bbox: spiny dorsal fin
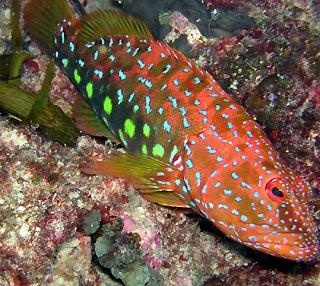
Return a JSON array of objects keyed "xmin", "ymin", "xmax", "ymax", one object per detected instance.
[
  {"xmin": 24, "ymin": 0, "xmax": 74, "ymax": 55},
  {"xmin": 77, "ymin": 9, "xmax": 153, "ymax": 44}
]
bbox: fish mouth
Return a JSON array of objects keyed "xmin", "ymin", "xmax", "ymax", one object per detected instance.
[{"xmin": 240, "ymin": 229, "xmax": 320, "ymax": 261}]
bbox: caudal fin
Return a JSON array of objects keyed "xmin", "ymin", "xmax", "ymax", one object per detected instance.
[{"xmin": 23, "ymin": 0, "xmax": 74, "ymax": 55}]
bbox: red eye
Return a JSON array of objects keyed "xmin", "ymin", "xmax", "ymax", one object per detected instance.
[{"xmin": 265, "ymin": 178, "xmax": 287, "ymax": 202}]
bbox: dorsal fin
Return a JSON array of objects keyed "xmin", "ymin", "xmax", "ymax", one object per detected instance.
[{"xmin": 77, "ymin": 9, "xmax": 153, "ymax": 44}]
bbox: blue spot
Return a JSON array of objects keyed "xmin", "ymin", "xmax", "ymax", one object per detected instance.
[
  {"xmin": 61, "ymin": 31, "xmax": 65, "ymax": 44},
  {"xmin": 216, "ymin": 156, "xmax": 223, "ymax": 162},
  {"xmin": 109, "ymin": 38, "xmax": 113, "ymax": 47},
  {"xmin": 194, "ymin": 77, "xmax": 201, "ymax": 84},
  {"xmin": 248, "ymin": 236, "xmax": 257, "ymax": 242},
  {"xmin": 231, "ymin": 209, "xmax": 239, "ymax": 215},
  {"xmin": 253, "ymin": 191, "xmax": 259, "ymax": 198},
  {"xmin": 118, "ymin": 39, "xmax": 123, "ymax": 45},
  {"xmin": 201, "ymin": 184, "xmax": 208, "ymax": 194},
  {"xmin": 183, "ymin": 117, "xmax": 190, "ymax": 128},
  {"xmin": 231, "ymin": 172, "xmax": 239, "ymax": 179},
  {"xmin": 215, "ymin": 104, "xmax": 221, "ymax": 111},
  {"xmin": 163, "ymin": 120, "xmax": 171, "ymax": 132},
  {"xmin": 163, "ymin": 64, "xmax": 171, "ymax": 74},
  {"xmin": 210, "ymin": 93, "xmax": 218, "ymax": 98},
  {"xmin": 260, "ymin": 199, "xmax": 265, "ymax": 205},
  {"xmin": 147, "ymin": 46, "xmax": 152, "ymax": 52},
  {"xmin": 161, "ymin": 84, "xmax": 167, "ymax": 91},
  {"xmin": 218, "ymin": 204, "xmax": 228, "ymax": 209},
  {"xmin": 109, "ymin": 54, "xmax": 115, "ymax": 62},
  {"xmin": 175, "ymin": 179, "xmax": 181, "ymax": 186},
  {"xmin": 179, "ymin": 107, "xmax": 187, "ymax": 116},
  {"xmin": 147, "ymin": 63, "xmax": 153, "ymax": 70},
  {"xmin": 232, "ymin": 161, "xmax": 238, "ymax": 166},
  {"xmin": 160, "ymin": 53, "xmax": 166, "ymax": 58},
  {"xmin": 267, "ymin": 205, "xmax": 273, "ymax": 211},
  {"xmin": 233, "ymin": 131, "xmax": 238, "ymax": 138},
  {"xmin": 94, "ymin": 69, "xmax": 103, "ymax": 79},
  {"xmin": 190, "ymin": 202, "xmax": 196, "ymax": 208},
  {"xmin": 199, "ymin": 133, "xmax": 206, "ymax": 140},
  {"xmin": 222, "ymin": 113, "xmax": 229, "ymax": 118},
  {"xmin": 158, "ymin": 107, "xmax": 164, "ymax": 115},
  {"xmin": 207, "ymin": 146, "xmax": 216, "ymax": 154},
  {"xmin": 128, "ymin": 92, "xmax": 135, "ymax": 103},
  {"xmin": 194, "ymin": 99, "xmax": 200, "ymax": 106},
  {"xmin": 157, "ymin": 172, "xmax": 164, "ymax": 176},
  {"xmin": 209, "ymin": 202, "xmax": 214, "ymax": 209},
  {"xmin": 235, "ymin": 196, "xmax": 242, "ymax": 202},
  {"xmin": 184, "ymin": 141, "xmax": 191, "ymax": 155},
  {"xmin": 214, "ymin": 181, "xmax": 221, "ymax": 188},
  {"xmin": 145, "ymin": 95, "xmax": 152, "ymax": 114},
  {"xmin": 168, "ymin": 96, "xmax": 178, "ymax": 109},
  {"xmin": 241, "ymin": 155, "xmax": 246, "ymax": 160},
  {"xmin": 184, "ymin": 90, "xmax": 192, "ymax": 97},
  {"xmin": 54, "ymin": 51, "xmax": 59, "ymax": 58},
  {"xmin": 210, "ymin": 125, "xmax": 216, "ymax": 131},
  {"xmin": 94, "ymin": 50, "xmax": 99, "ymax": 60},
  {"xmin": 199, "ymin": 110, "xmax": 207, "ymax": 116},
  {"xmin": 187, "ymin": 61, "xmax": 193, "ymax": 68},
  {"xmin": 117, "ymin": 89, "xmax": 123, "ymax": 104},
  {"xmin": 210, "ymin": 170, "xmax": 217, "ymax": 178},
  {"xmin": 257, "ymin": 213, "xmax": 264, "ymax": 218},
  {"xmin": 186, "ymin": 159, "xmax": 194, "ymax": 169},
  {"xmin": 195, "ymin": 171, "xmax": 201, "ymax": 187},
  {"xmin": 182, "ymin": 186, "xmax": 188, "ymax": 193},
  {"xmin": 70, "ymin": 42, "xmax": 75, "ymax": 52},
  {"xmin": 229, "ymin": 104, "xmax": 236, "ymax": 110},
  {"xmin": 224, "ymin": 189, "xmax": 232, "ymax": 195},
  {"xmin": 132, "ymin": 48, "xmax": 140, "ymax": 56},
  {"xmin": 241, "ymin": 181, "xmax": 252, "ymax": 190},
  {"xmin": 109, "ymin": 69, "xmax": 114, "ymax": 75},
  {"xmin": 137, "ymin": 59, "xmax": 145, "ymax": 69},
  {"xmin": 173, "ymin": 79, "xmax": 179, "ymax": 86},
  {"xmin": 145, "ymin": 80, "xmax": 153, "ymax": 89},
  {"xmin": 183, "ymin": 68, "xmax": 189, "ymax": 72},
  {"xmin": 118, "ymin": 70, "xmax": 126, "ymax": 80},
  {"xmin": 247, "ymin": 130, "xmax": 253, "ymax": 138},
  {"xmin": 227, "ymin": 122, "xmax": 233, "ymax": 129},
  {"xmin": 241, "ymin": 215, "xmax": 248, "ymax": 222},
  {"xmin": 235, "ymin": 146, "xmax": 240, "ymax": 152},
  {"xmin": 207, "ymin": 87, "xmax": 213, "ymax": 91}
]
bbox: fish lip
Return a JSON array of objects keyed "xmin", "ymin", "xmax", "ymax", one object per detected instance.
[{"xmin": 239, "ymin": 227, "xmax": 319, "ymax": 261}]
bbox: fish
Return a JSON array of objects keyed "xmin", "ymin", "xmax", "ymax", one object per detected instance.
[{"xmin": 23, "ymin": 0, "xmax": 319, "ymax": 261}]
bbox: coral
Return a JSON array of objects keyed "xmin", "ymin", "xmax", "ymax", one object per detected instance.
[{"xmin": 93, "ymin": 216, "xmax": 163, "ymax": 286}]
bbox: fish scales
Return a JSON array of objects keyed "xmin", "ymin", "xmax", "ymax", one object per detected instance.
[{"xmin": 24, "ymin": 0, "xmax": 319, "ymax": 261}]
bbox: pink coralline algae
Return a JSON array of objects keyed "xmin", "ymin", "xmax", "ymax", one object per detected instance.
[{"xmin": 0, "ymin": 0, "xmax": 319, "ymax": 286}]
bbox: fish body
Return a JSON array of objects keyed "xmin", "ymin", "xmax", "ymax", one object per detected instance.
[{"xmin": 24, "ymin": 0, "xmax": 319, "ymax": 261}]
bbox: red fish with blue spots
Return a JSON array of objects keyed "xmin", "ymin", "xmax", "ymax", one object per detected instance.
[{"xmin": 24, "ymin": 0, "xmax": 319, "ymax": 261}]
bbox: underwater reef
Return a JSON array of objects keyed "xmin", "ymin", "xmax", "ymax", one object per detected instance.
[{"xmin": 0, "ymin": 0, "xmax": 319, "ymax": 285}]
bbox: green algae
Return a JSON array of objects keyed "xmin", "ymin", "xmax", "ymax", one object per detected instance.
[{"xmin": 0, "ymin": 0, "xmax": 79, "ymax": 146}]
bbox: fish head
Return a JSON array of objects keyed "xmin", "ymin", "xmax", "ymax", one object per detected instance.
[{"xmin": 215, "ymin": 163, "xmax": 319, "ymax": 261}]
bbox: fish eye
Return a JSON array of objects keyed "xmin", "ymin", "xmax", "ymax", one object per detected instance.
[{"xmin": 265, "ymin": 178, "xmax": 287, "ymax": 202}]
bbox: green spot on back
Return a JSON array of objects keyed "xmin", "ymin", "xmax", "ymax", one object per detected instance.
[
  {"xmin": 86, "ymin": 82, "xmax": 93, "ymax": 98},
  {"xmin": 143, "ymin": 123, "xmax": 150, "ymax": 138},
  {"xmin": 133, "ymin": 104, "xmax": 139, "ymax": 113},
  {"xmin": 104, "ymin": 96, "xmax": 112, "ymax": 115},
  {"xmin": 170, "ymin": 145, "xmax": 178, "ymax": 162},
  {"xmin": 152, "ymin": 143, "xmax": 165, "ymax": 158},
  {"xmin": 141, "ymin": 144, "xmax": 148, "ymax": 155},
  {"xmin": 62, "ymin": 58, "xmax": 68, "ymax": 67},
  {"xmin": 74, "ymin": 69, "xmax": 81, "ymax": 84},
  {"xmin": 124, "ymin": 118, "xmax": 135, "ymax": 138},
  {"xmin": 118, "ymin": 129, "xmax": 128, "ymax": 147}
]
